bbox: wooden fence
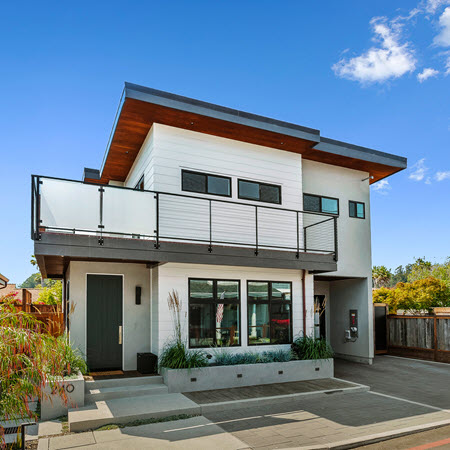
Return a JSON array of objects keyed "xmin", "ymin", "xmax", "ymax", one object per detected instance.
[
  {"xmin": 387, "ymin": 315, "xmax": 450, "ymax": 363},
  {"xmin": 6, "ymin": 288, "xmax": 64, "ymax": 337}
]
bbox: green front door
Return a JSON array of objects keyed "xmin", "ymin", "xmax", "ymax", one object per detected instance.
[{"xmin": 87, "ymin": 274, "xmax": 123, "ymax": 371}]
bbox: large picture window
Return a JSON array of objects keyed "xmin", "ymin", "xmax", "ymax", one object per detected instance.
[
  {"xmin": 189, "ymin": 279, "xmax": 240, "ymax": 348},
  {"xmin": 247, "ymin": 281, "xmax": 292, "ymax": 345},
  {"xmin": 182, "ymin": 170, "xmax": 231, "ymax": 197}
]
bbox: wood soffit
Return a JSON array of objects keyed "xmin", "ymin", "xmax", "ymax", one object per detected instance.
[{"xmin": 85, "ymin": 97, "xmax": 406, "ymax": 185}]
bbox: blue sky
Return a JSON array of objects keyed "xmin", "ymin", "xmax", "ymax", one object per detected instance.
[{"xmin": 1, "ymin": 0, "xmax": 449, "ymax": 283}]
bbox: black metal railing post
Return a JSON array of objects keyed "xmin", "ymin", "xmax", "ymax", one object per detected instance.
[
  {"xmin": 333, "ymin": 216, "xmax": 338, "ymax": 261},
  {"xmin": 98, "ymin": 187, "xmax": 104, "ymax": 245},
  {"xmin": 296, "ymin": 211, "xmax": 300, "ymax": 258},
  {"xmin": 31, "ymin": 176, "xmax": 35, "ymax": 239},
  {"xmin": 154, "ymin": 192, "xmax": 160, "ymax": 249},
  {"xmin": 303, "ymin": 227, "xmax": 307, "ymax": 252},
  {"xmin": 35, "ymin": 176, "xmax": 42, "ymax": 240},
  {"xmin": 208, "ymin": 200, "xmax": 212, "ymax": 252},
  {"xmin": 255, "ymin": 206, "xmax": 258, "ymax": 256}
]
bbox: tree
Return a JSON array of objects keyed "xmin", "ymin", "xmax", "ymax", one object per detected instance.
[
  {"xmin": 372, "ymin": 265, "xmax": 392, "ymax": 288},
  {"xmin": 373, "ymin": 277, "xmax": 450, "ymax": 313}
]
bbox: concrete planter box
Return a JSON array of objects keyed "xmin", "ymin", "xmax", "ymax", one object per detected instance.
[
  {"xmin": 41, "ymin": 372, "xmax": 85, "ymax": 421},
  {"xmin": 162, "ymin": 359, "xmax": 333, "ymax": 393}
]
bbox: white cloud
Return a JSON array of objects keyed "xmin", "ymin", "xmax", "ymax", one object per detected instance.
[
  {"xmin": 434, "ymin": 7, "xmax": 450, "ymax": 46},
  {"xmin": 409, "ymin": 158, "xmax": 429, "ymax": 181},
  {"xmin": 372, "ymin": 179, "xmax": 391, "ymax": 194},
  {"xmin": 417, "ymin": 67, "xmax": 440, "ymax": 81},
  {"xmin": 425, "ymin": 0, "xmax": 450, "ymax": 14},
  {"xmin": 425, "ymin": 177, "xmax": 432, "ymax": 184},
  {"xmin": 332, "ymin": 18, "xmax": 416, "ymax": 84},
  {"xmin": 435, "ymin": 170, "xmax": 450, "ymax": 180}
]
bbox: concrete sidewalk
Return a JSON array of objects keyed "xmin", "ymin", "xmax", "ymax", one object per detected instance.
[{"xmin": 37, "ymin": 416, "xmax": 249, "ymax": 449}]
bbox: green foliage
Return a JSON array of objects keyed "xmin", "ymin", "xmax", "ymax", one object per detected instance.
[
  {"xmin": 159, "ymin": 340, "xmax": 209, "ymax": 369},
  {"xmin": 291, "ymin": 336, "xmax": 334, "ymax": 360},
  {"xmin": 52, "ymin": 335, "xmax": 88, "ymax": 376},
  {"xmin": 37, "ymin": 281, "xmax": 62, "ymax": 305},
  {"xmin": 407, "ymin": 257, "xmax": 450, "ymax": 287},
  {"xmin": 19, "ymin": 272, "xmax": 42, "ymax": 288},
  {"xmin": 372, "ymin": 265, "xmax": 392, "ymax": 288},
  {"xmin": 373, "ymin": 277, "xmax": 450, "ymax": 313},
  {"xmin": 0, "ymin": 294, "xmax": 87, "ymax": 438},
  {"xmin": 213, "ymin": 349, "xmax": 294, "ymax": 366}
]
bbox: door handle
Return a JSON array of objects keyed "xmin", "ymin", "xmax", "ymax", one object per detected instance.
[{"xmin": 119, "ymin": 325, "xmax": 123, "ymax": 345}]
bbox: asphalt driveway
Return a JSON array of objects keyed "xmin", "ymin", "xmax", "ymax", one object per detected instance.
[{"xmin": 335, "ymin": 355, "xmax": 450, "ymax": 410}]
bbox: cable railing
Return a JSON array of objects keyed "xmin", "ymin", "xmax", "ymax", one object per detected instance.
[{"xmin": 31, "ymin": 175, "xmax": 338, "ymax": 260}]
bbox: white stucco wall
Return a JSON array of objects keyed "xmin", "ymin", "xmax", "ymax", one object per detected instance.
[
  {"xmin": 152, "ymin": 263, "xmax": 314, "ymax": 356},
  {"xmin": 67, "ymin": 261, "xmax": 151, "ymax": 371},
  {"xmin": 302, "ymin": 159, "xmax": 372, "ymax": 278}
]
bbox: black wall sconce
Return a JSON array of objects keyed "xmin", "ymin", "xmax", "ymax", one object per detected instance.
[{"xmin": 135, "ymin": 286, "xmax": 142, "ymax": 305}]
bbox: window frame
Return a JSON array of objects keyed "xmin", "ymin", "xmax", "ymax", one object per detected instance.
[
  {"xmin": 349, "ymin": 200, "xmax": 365, "ymax": 219},
  {"xmin": 134, "ymin": 174, "xmax": 145, "ymax": 191},
  {"xmin": 247, "ymin": 280, "xmax": 293, "ymax": 346},
  {"xmin": 303, "ymin": 193, "xmax": 340, "ymax": 215},
  {"xmin": 188, "ymin": 278, "xmax": 241, "ymax": 348},
  {"xmin": 237, "ymin": 179, "xmax": 282, "ymax": 205},
  {"xmin": 181, "ymin": 170, "xmax": 232, "ymax": 198}
]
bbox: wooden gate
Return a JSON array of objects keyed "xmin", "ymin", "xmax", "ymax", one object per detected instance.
[{"xmin": 387, "ymin": 315, "xmax": 450, "ymax": 363}]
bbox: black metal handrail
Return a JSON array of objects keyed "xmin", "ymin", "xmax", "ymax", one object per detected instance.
[{"xmin": 31, "ymin": 174, "xmax": 338, "ymax": 260}]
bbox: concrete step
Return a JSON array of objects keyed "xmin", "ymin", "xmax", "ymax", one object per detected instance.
[
  {"xmin": 84, "ymin": 375, "xmax": 163, "ymax": 390},
  {"xmin": 85, "ymin": 383, "xmax": 169, "ymax": 403},
  {"xmin": 68, "ymin": 393, "xmax": 200, "ymax": 432}
]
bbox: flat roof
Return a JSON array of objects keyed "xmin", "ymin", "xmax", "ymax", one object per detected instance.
[{"xmin": 85, "ymin": 82, "xmax": 407, "ymax": 185}]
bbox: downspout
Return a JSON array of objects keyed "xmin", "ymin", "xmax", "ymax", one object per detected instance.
[{"xmin": 302, "ymin": 269, "xmax": 307, "ymax": 337}]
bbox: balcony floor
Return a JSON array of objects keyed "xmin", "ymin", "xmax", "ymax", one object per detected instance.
[{"xmin": 34, "ymin": 232, "xmax": 337, "ymax": 278}]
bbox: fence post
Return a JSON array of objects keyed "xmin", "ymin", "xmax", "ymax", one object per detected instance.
[{"xmin": 433, "ymin": 316, "xmax": 438, "ymax": 362}]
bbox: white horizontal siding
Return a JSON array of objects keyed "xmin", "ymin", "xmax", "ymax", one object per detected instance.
[{"xmin": 124, "ymin": 124, "xmax": 304, "ymax": 250}]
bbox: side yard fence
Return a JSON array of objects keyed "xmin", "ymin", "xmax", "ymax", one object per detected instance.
[
  {"xmin": 387, "ymin": 315, "xmax": 450, "ymax": 363},
  {"xmin": 11, "ymin": 288, "xmax": 64, "ymax": 337}
]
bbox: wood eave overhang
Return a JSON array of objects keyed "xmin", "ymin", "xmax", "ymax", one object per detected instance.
[{"xmin": 85, "ymin": 83, "xmax": 407, "ymax": 185}]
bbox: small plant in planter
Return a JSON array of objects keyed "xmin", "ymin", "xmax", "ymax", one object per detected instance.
[
  {"xmin": 291, "ymin": 335, "xmax": 334, "ymax": 360},
  {"xmin": 159, "ymin": 290, "xmax": 208, "ymax": 370}
]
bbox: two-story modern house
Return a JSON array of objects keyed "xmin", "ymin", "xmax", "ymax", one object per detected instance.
[{"xmin": 32, "ymin": 83, "xmax": 407, "ymax": 372}]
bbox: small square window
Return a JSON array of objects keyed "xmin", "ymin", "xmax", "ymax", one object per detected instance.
[
  {"xmin": 349, "ymin": 201, "xmax": 365, "ymax": 219},
  {"xmin": 260, "ymin": 184, "xmax": 280, "ymax": 203}
]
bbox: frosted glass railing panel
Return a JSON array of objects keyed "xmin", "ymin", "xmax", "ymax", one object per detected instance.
[
  {"xmin": 159, "ymin": 195, "xmax": 209, "ymax": 242},
  {"xmin": 258, "ymin": 208, "xmax": 297, "ymax": 250},
  {"xmin": 102, "ymin": 187, "xmax": 156, "ymax": 237},
  {"xmin": 40, "ymin": 179, "xmax": 100, "ymax": 232},
  {"xmin": 211, "ymin": 202, "xmax": 255, "ymax": 246}
]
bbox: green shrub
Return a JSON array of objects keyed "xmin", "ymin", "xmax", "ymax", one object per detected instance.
[
  {"xmin": 373, "ymin": 277, "xmax": 450, "ymax": 313},
  {"xmin": 213, "ymin": 349, "xmax": 294, "ymax": 366},
  {"xmin": 159, "ymin": 341, "xmax": 209, "ymax": 370},
  {"xmin": 51, "ymin": 335, "xmax": 88, "ymax": 376},
  {"xmin": 291, "ymin": 336, "xmax": 334, "ymax": 360}
]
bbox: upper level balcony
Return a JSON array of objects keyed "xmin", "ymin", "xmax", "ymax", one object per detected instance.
[{"xmin": 32, "ymin": 176, "xmax": 338, "ymax": 277}]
